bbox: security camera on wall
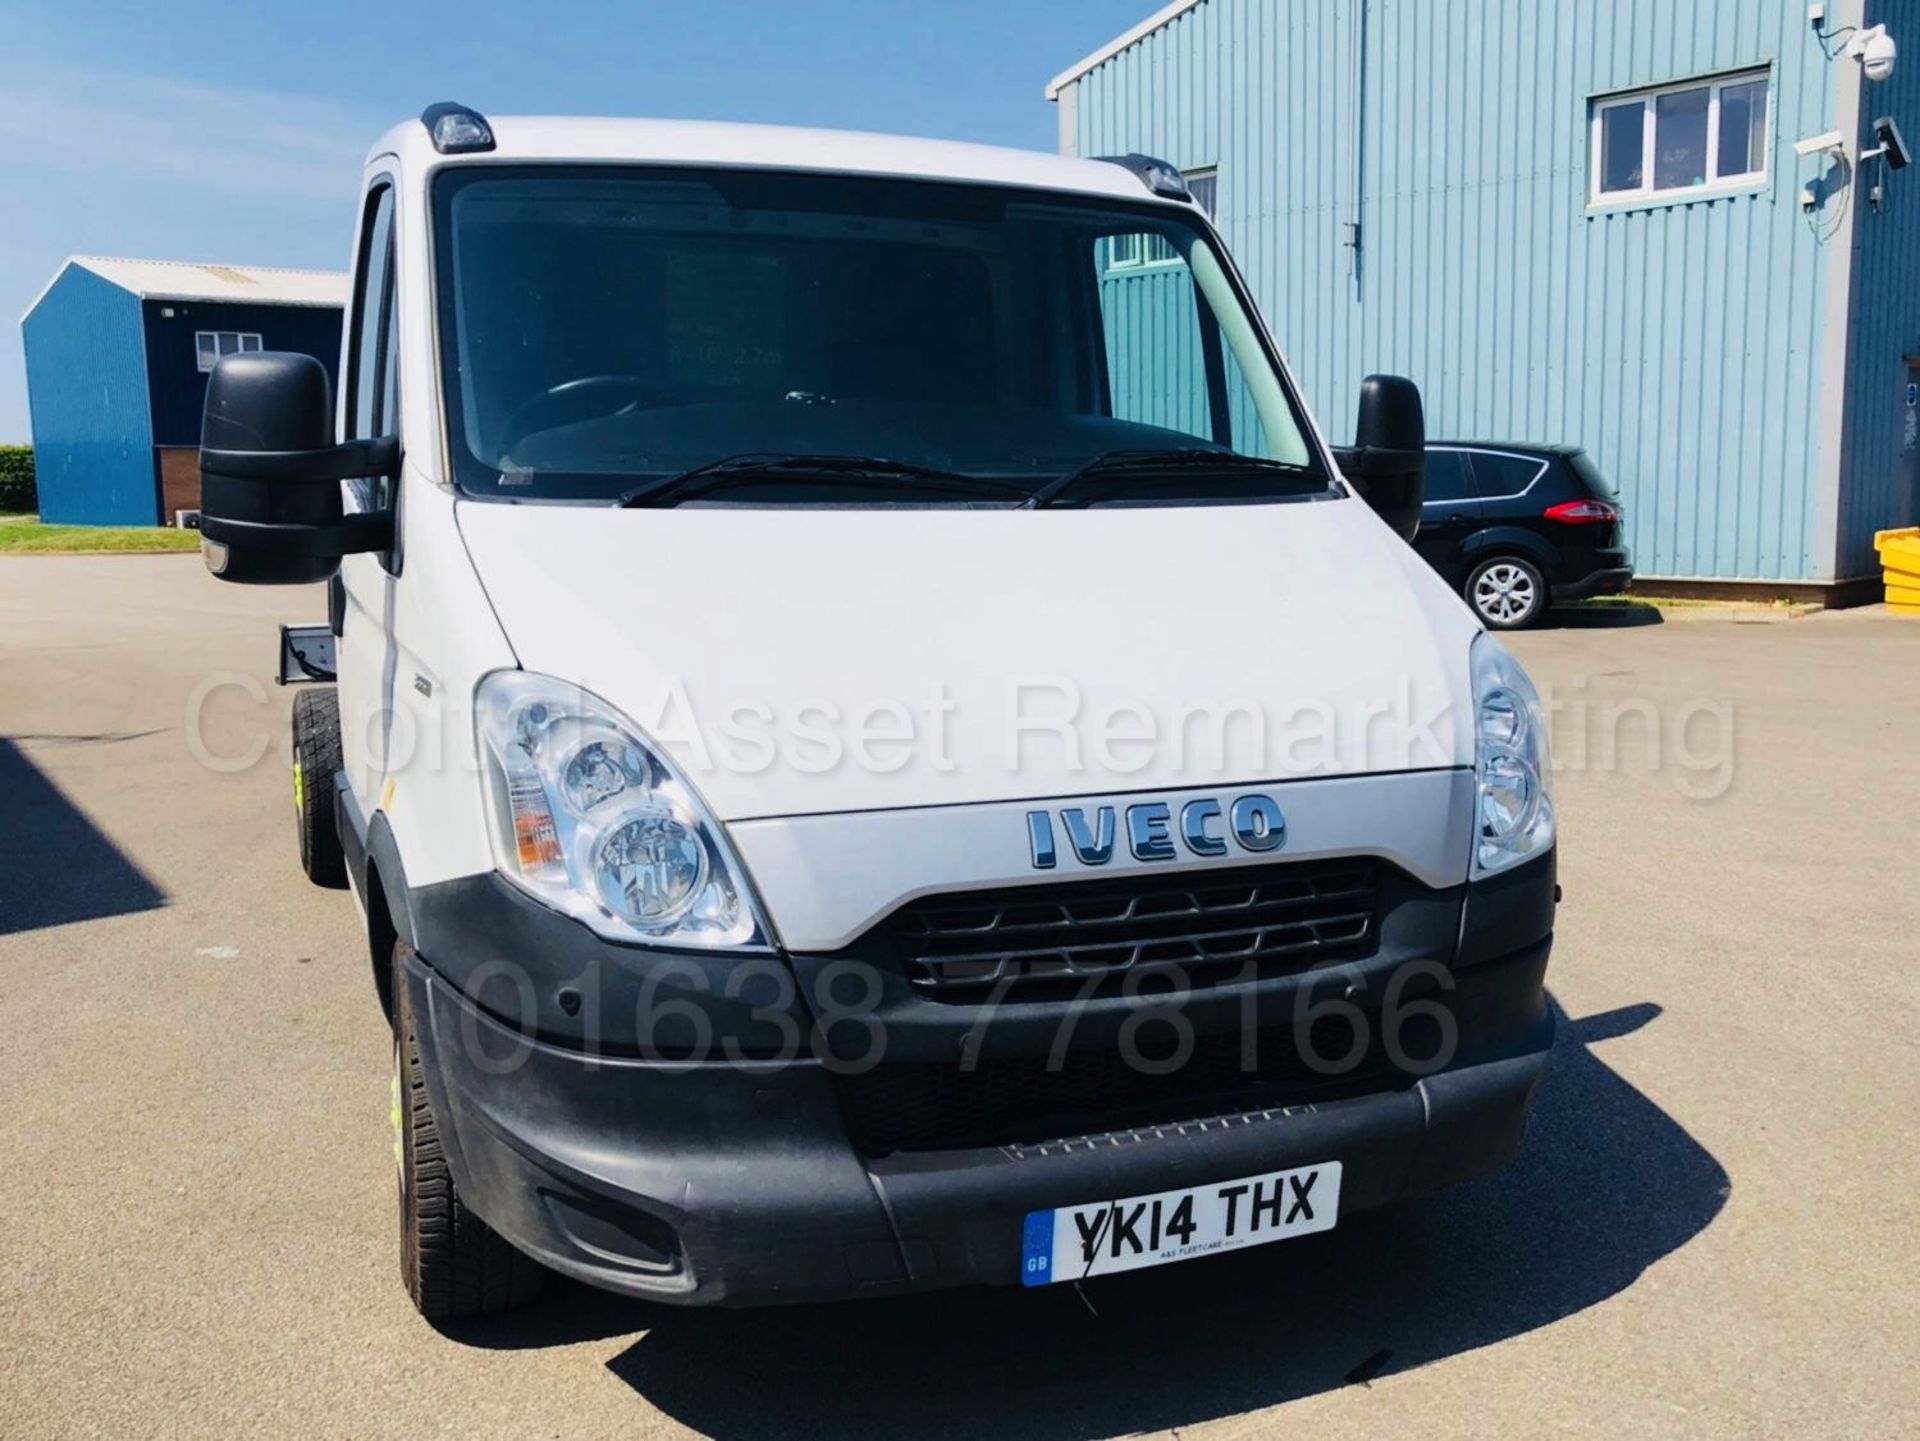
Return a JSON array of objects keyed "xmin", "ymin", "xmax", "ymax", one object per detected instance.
[
  {"xmin": 1850, "ymin": 24, "xmax": 1898, "ymax": 82},
  {"xmin": 1868, "ymin": 116, "xmax": 1910, "ymax": 171}
]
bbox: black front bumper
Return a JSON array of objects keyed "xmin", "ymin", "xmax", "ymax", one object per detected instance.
[{"xmin": 399, "ymin": 853, "xmax": 1556, "ymax": 1307}]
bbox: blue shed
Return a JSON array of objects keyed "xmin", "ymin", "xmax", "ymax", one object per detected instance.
[
  {"xmin": 1048, "ymin": 0, "xmax": 1920, "ymax": 601},
  {"xmin": 20, "ymin": 258, "xmax": 346, "ymax": 526}
]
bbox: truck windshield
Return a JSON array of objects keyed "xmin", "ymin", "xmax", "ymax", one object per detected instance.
[{"xmin": 430, "ymin": 165, "xmax": 1326, "ymax": 505}]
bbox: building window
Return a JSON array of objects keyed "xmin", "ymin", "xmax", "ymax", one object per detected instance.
[
  {"xmin": 1107, "ymin": 165, "xmax": 1217, "ymax": 269},
  {"xmin": 1590, "ymin": 69, "xmax": 1769, "ymax": 207},
  {"xmin": 1106, "ymin": 232, "xmax": 1147, "ymax": 268},
  {"xmin": 1184, "ymin": 166, "xmax": 1218, "ymax": 218},
  {"xmin": 194, "ymin": 331, "xmax": 263, "ymax": 372}
]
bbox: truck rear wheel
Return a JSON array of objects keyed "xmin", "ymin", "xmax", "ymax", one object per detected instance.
[
  {"xmin": 391, "ymin": 943, "xmax": 544, "ymax": 1320},
  {"xmin": 292, "ymin": 688, "xmax": 347, "ymax": 888}
]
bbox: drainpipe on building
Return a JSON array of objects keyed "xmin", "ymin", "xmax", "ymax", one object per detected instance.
[
  {"xmin": 1344, "ymin": 0, "xmax": 1368, "ymax": 292},
  {"xmin": 1813, "ymin": 0, "xmax": 1869, "ymax": 584}
]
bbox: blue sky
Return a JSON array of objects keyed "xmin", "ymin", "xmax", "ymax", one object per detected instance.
[{"xmin": 0, "ymin": 0, "xmax": 1149, "ymax": 442}]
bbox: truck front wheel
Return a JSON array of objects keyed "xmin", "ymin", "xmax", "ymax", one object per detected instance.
[
  {"xmin": 291, "ymin": 688, "xmax": 347, "ymax": 888},
  {"xmin": 391, "ymin": 943, "xmax": 544, "ymax": 1320}
]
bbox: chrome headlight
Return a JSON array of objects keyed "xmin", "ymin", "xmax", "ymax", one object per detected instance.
[
  {"xmin": 475, "ymin": 672, "xmax": 769, "ymax": 948},
  {"xmin": 1470, "ymin": 633, "xmax": 1555, "ymax": 876}
]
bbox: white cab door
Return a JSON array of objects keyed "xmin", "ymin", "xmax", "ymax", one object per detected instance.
[{"xmin": 336, "ymin": 178, "xmax": 401, "ymax": 813}]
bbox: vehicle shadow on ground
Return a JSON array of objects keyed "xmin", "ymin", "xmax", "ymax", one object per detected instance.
[
  {"xmin": 446, "ymin": 998, "xmax": 1724, "ymax": 1439},
  {"xmin": 1544, "ymin": 602, "xmax": 1664, "ymax": 629},
  {"xmin": 0, "ymin": 737, "xmax": 168, "ymax": 935}
]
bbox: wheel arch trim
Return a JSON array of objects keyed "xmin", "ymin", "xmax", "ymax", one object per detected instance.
[
  {"xmin": 1458, "ymin": 527, "xmax": 1558, "ymax": 570},
  {"xmin": 341, "ymin": 783, "xmax": 418, "ymax": 1017}
]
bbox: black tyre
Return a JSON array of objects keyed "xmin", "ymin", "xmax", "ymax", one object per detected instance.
[
  {"xmin": 292, "ymin": 688, "xmax": 347, "ymax": 888},
  {"xmin": 392, "ymin": 943, "xmax": 544, "ymax": 1320},
  {"xmin": 1465, "ymin": 555, "xmax": 1548, "ymax": 630}
]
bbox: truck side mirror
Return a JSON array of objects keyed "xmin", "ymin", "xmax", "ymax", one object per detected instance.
[
  {"xmin": 198, "ymin": 351, "xmax": 397, "ymax": 585},
  {"xmin": 1342, "ymin": 373, "xmax": 1425, "ymax": 543}
]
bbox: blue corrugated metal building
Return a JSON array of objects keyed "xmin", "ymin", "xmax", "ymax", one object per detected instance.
[
  {"xmin": 1049, "ymin": 0, "xmax": 1920, "ymax": 597},
  {"xmin": 20, "ymin": 258, "xmax": 346, "ymax": 526}
]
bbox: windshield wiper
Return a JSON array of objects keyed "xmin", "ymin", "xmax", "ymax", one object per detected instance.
[
  {"xmin": 616, "ymin": 453, "xmax": 1028, "ymax": 508},
  {"xmin": 1019, "ymin": 448, "xmax": 1321, "ymax": 510}
]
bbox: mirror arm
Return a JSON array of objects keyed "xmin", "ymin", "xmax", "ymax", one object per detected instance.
[
  {"xmin": 199, "ymin": 511, "xmax": 395, "ymax": 557},
  {"xmin": 200, "ymin": 435, "xmax": 400, "ymax": 484},
  {"xmin": 1343, "ymin": 444, "xmax": 1424, "ymax": 476}
]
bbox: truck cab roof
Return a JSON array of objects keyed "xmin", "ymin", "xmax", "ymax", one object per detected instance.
[{"xmin": 367, "ymin": 112, "xmax": 1186, "ymax": 206}]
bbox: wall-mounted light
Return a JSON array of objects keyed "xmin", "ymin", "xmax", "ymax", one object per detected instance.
[
  {"xmin": 1794, "ymin": 129, "xmax": 1848, "ymax": 160},
  {"xmin": 1794, "ymin": 130, "xmax": 1847, "ymax": 210}
]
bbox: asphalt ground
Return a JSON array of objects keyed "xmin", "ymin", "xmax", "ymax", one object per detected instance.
[{"xmin": 1, "ymin": 554, "xmax": 1915, "ymax": 1438}]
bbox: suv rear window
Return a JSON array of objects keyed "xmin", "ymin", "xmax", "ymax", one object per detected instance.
[
  {"xmin": 1472, "ymin": 452, "xmax": 1547, "ymax": 498},
  {"xmin": 1568, "ymin": 450, "xmax": 1619, "ymax": 499}
]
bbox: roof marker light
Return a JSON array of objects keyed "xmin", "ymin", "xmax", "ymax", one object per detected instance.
[
  {"xmin": 1096, "ymin": 153, "xmax": 1192, "ymax": 201},
  {"xmin": 421, "ymin": 102, "xmax": 495, "ymax": 155}
]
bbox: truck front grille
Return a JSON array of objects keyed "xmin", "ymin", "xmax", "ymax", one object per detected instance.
[{"xmin": 887, "ymin": 858, "xmax": 1380, "ymax": 1002}]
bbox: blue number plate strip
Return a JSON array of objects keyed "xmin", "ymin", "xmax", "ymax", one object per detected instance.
[{"xmin": 1020, "ymin": 1208, "xmax": 1058, "ymax": 1287}]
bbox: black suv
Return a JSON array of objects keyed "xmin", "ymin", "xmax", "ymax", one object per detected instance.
[{"xmin": 1414, "ymin": 443, "xmax": 1632, "ymax": 628}]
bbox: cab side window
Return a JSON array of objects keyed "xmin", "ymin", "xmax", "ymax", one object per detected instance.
[{"xmin": 345, "ymin": 184, "xmax": 398, "ymax": 516}]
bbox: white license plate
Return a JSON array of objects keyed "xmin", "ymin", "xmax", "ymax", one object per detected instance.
[{"xmin": 1020, "ymin": 1161, "xmax": 1341, "ymax": 1286}]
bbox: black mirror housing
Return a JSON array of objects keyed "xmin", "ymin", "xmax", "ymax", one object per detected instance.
[
  {"xmin": 198, "ymin": 352, "xmax": 396, "ymax": 585},
  {"xmin": 1341, "ymin": 373, "xmax": 1426, "ymax": 543}
]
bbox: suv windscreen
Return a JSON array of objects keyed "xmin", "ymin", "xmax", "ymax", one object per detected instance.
[{"xmin": 430, "ymin": 165, "xmax": 1324, "ymax": 504}]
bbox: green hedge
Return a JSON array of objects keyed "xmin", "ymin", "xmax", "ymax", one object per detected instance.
[{"xmin": 0, "ymin": 447, "xmax": 34, "ymax": 513}]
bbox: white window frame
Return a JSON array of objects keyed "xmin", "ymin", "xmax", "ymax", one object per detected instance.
[
  {"xmin": 1588, "ymin": 67, "xmax": 1772, "ymax": 211},
  {"xmin": 1184, "ymin": 166, "xmax": 1218, "ymax": 218},
  {"xmin": 194, "ymin": 331, "xmax": 264, "ymax": 372},
  {"xmin": 1105, "ymin": 232, "xmax": 1148, "ymax": 270},
  {"xmin": 1105, "ymin": 164, "xmax": 1217, "ymax": 271}
]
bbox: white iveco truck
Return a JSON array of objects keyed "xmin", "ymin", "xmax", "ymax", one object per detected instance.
[{"xmin": 198, "ymin": 104, "xmax": 1558, "ymax": 1318}]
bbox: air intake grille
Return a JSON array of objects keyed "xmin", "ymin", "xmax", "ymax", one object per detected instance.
[
  {"xmin": 835, "ymin": 1008, "xmax": 1420, "ymax": 1155},
  {"xmin": 887, "ymin": 858, "xmax": 1380, "ymax": 1001}
]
